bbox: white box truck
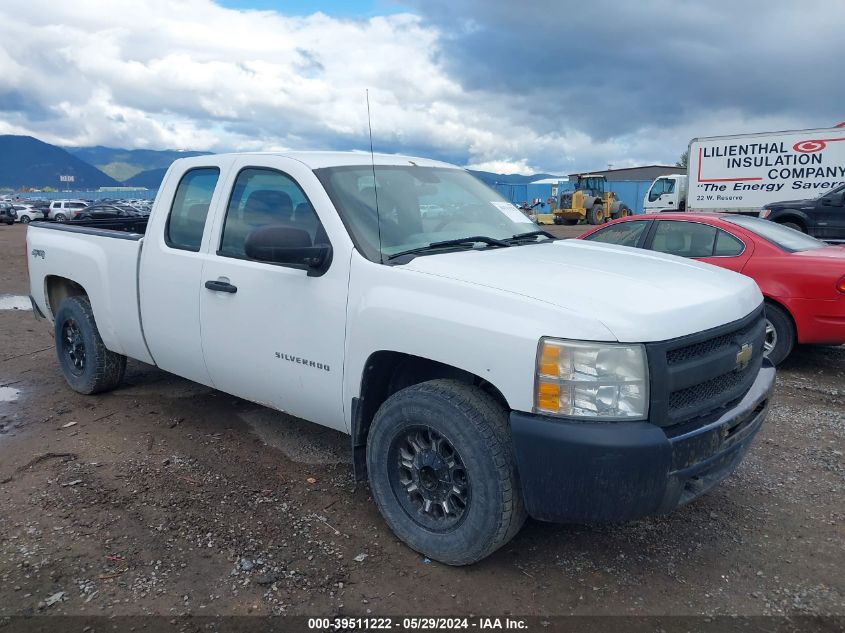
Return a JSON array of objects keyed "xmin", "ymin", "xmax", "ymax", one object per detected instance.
[{"xmin": 643, "ymin": 125, "xmax": 845, "ymax": 219}]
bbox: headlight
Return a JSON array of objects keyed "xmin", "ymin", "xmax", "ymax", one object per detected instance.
[
  {"xmin": 759, "ymin": 209, "xmax": 772, "ymax": 218},
  {"xmin": 535, "ymin": 338, "xmax": 649, "ymax": 420}
]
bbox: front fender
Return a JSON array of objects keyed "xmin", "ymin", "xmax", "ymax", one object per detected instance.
[
  {"xmin": 342, "ymin": 252, "xmax": 615, "ymax": 427},
  {"xmin": 770, "ymin": 207, "xmax": 811, "ymax": 227}
]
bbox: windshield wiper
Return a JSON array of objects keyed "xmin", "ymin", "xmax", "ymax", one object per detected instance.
[
  {"xmin": 386, "ymin": 235, "xmax": 511, "ymax": 261},
  {"xmin": 506, "ymin": 230, "xmax": 556, "ymax": 244}
]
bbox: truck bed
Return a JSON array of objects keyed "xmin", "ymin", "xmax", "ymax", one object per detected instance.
[
  {"xmin": 27, "ymin": 220, "xmax": 154, "ymax": 364},
  {"xmin": 30, "ymin": 216, "xmax": 148, "ymax": 237}
]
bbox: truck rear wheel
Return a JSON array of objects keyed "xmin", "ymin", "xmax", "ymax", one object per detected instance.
[
  {"xmin": 366, "ymin": 379, "xmax": 526, "ymax": 565},
  {"xmin": 587, "ymin": 204, "xmax": 605, "ymax": 225},
  {"xmin": 54, "ymin": 296, "xmax": 126, "ymax": 394}
]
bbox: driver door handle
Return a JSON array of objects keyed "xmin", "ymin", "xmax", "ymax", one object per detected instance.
[{"xmin": 205, "ymin": 280, "xmax": 238, "ymax": 294}]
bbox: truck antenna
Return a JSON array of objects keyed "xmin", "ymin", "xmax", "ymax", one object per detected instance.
[{"xmin": 366, "ymin": 89, "xmax": 384, "ymax": 264}]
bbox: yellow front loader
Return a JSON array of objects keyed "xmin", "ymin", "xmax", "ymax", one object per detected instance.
[{"xmin": 553, "ymin": 175, "xmax": 631, "ymax": 225}]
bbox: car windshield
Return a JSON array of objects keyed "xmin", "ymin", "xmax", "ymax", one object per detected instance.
[
  {"xmin": 724, "ymin": 215, "xmax": 827, "ymax": 252},
  {"xmin": 315, "ymin": 165, "xmax": 538, "ymax": 262}
]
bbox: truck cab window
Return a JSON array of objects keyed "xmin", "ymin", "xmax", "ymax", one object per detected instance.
[
  {"xmin": 648, "ymin": 178, "xmax": 674, "ymax": 202},
  {"xmin": 166, "ymin": 167, "xmax": 220, "ymax": 252},
  {"xmin": 219, "ymin": 168, "xmax": 327, "ymax": 259}
]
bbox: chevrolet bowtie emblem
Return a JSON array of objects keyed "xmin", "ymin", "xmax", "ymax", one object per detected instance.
[{"xmin": 736, "ymin": 343, "xmax": 753, "ymax": 370}]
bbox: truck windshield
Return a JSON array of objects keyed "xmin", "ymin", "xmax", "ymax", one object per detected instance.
[
  {"xmin": 315, "ymin": 165, "xmax": 537, "ymax": 262},
  {"xmin": 724, "ymin": 215, "xmax": 827, "ymax": 252},
  {"xmin": 816, "ymin": 183, "xmax": 845, "ymax": 199}
]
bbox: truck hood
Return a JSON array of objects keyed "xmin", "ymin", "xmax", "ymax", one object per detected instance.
[
  {"xmin": 403, "ymin": 240, "xmax": 762, "ymax": 343},
  {"xmin": 765, "ymin": 198, "xmax": 812, "ymax": 208}
]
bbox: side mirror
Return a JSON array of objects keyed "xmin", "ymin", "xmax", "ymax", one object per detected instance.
[
  {"xmin": 830, "ymin": 192, "xmax": 845, "ymax": 207},
  {"xmin": 244, "ymin": 226, "xmax": 331, "ymax": 276}
]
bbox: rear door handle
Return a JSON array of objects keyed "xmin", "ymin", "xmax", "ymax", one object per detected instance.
[{"xmin": 204, "ymin": 280, "xmax": 237, "ymax": 294}]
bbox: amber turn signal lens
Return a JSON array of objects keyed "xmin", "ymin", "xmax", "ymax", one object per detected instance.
[
  {"xmin": 539, "ymin": 343, "xmax": 561, "ymax": 376},
  {"xmin": 537, "ymin": 381, "xmax": 560, "ymax": 411},
  {"xmin": 837, "ymin": 276, "xmax": 845, "ymax": 293}
]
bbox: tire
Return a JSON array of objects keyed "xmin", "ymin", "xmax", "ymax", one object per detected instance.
[
  {"xmin": 54, "ymin": 213, "xmax": 67, "ymax": 222},
  {"xmin": 586, "ymin": 203, "xmax": 605, "ymax": 225},
  {"xmin": 610, "ymin": 204, "xmax": 630, "ymax": 220},
  {"xmin": 19, "ymin": 215, "xmax": 30, "ymax": 224},
  {"xmin": 367, "ymin": 379, "xmax": 526, "ymax": 566},
  {"xmin": 763, "ymin": 302, "xmax": 795, "ymax": 365},
  {"xmin": 779, "ymin": 220, "xmax": 804, "ymax": 233},
  {"xmin": 54, "ymin": 296, "xmax": 126, "ymax": 394}
]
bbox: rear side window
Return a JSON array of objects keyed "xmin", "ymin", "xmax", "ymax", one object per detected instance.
[
  {"xmin": 713, "ymin": 230, "xmax": 745, "ymax": 256},
  {"xmin": 585, "ymin": 220, "xmax": 649, "ymax": 247},
  {"xmin": 166, "ymin": 168, "xmax": 220, "ymax": 252},
  {"xmin": 219, "ymin": 168, "xmax": 326, "ymax": 259}
]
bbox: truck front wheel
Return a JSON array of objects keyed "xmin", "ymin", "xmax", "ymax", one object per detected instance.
[
  {"xmin": 54, "ymin": 296, "xmax": 126, "ymax": 394},
  {"xmin": 367, "ymin": 379, "xmax": 526, "ymax": 565},
  {"xmin": 779, "ymin": 220, "xmax": 805, "ymax": 233}
]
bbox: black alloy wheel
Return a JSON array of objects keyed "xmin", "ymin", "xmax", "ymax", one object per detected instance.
[
  {"xmin": 389, "ymin": 426, "xmax": 470, "ymax": 531},
  {"xmin": 61, "ymin": 319, "xmax": 86, "ymax": 375}
]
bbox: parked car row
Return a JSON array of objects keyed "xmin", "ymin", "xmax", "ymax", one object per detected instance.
[
  {"xmin": 0, "ymin": 202, "xmax": 16, "ymax": 225},
  {"xmin": 0, "ymin": 197, "xmax": 153, "ymax": 224}
]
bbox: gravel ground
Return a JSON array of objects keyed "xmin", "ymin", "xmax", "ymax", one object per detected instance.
[{"xmin": 0, "ymin": 222, "xmax": 843, "ymax": 619}]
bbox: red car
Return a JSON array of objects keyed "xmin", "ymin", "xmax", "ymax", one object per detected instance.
[{"xmin": 578, "ymin": 213, "xmax": 845, "ymax": 364}]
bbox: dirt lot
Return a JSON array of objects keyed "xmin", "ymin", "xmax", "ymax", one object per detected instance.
[{"xmin": 0, "ymin": 222, "xmax": 843, "ymax": 619}]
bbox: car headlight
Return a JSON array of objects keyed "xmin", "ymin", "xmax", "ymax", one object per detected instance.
[
  {"xmin": 535, "ymin": 338, "xmax": 649, "ymax": 420},
  {"xmin": 759, "ymin": 209, "xmax": 772, "ymax": 219}
]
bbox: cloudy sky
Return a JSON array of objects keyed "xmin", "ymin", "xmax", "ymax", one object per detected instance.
[{"xmin": 0, "ymin": 0, "xmax": 842, "ymax": 174}]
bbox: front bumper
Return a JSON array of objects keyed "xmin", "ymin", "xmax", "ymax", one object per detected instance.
[{"xmin": 510, "ymin": 360, "xmax": 775, "ymax": 523}]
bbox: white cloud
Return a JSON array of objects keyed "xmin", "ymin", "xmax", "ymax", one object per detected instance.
[{"xmin": 1, "ymin": 0, "xmax": 838, "ymax": 174}]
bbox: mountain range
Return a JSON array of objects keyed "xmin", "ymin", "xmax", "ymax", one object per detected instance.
[
  {"xmin": 65, "ymin": 146, "xmax": 211, "ymax": 182},
  {"xmin": 0, "ymin": 136, "xmax": 119, "ymax": 189},
  {"xmin": 0, "ymin": 135, "xmax": 562, "ymax": 190}
]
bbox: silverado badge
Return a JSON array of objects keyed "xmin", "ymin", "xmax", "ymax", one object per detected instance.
[{"xmin": 735, "ymin": 343, "xmax": 753, "ymax": 370}]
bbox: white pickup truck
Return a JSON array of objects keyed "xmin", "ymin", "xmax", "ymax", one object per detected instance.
[{"xmin": 27, "ymin": 152, "xmax": 775, "ymax": 565}]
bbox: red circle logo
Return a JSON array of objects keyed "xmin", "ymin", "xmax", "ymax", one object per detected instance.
[{"xmin": 794, "ymin": 139, "xmax": 826, "ymax": 153}]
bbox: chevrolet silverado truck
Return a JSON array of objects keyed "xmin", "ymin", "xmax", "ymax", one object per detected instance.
[{"xmin": 27, "ymin": 152, "xmax": 775, "ymax": 565}]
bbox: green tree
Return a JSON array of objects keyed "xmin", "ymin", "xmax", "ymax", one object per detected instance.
[{"xmin": 676, "ymin": 150, "xmax": 689, "ymax": 168}]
